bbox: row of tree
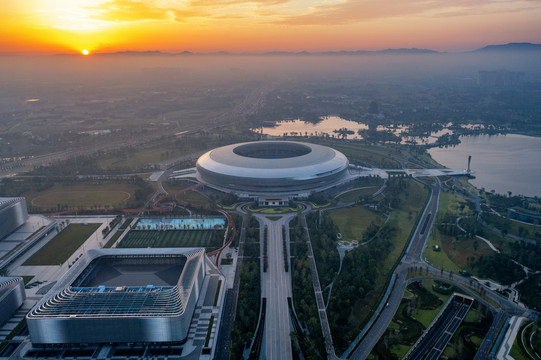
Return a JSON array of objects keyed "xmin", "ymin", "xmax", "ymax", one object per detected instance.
[
  {"xmin": 290, "ymin": 219, "xmax": 326, "ymax": 359},
  {"xmin": 229, "ymin": 219, "xmax": 261, "ymax": 359}
]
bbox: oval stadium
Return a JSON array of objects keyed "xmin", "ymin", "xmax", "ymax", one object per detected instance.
[{"xmin": 196, "ymin": 141, "xmax": 349, "ymax": 194}]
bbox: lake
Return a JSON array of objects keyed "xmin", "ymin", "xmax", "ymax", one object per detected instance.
[
  {"xmin": 428, "ymin": 134, "xmax": 541, "ymax": 197},
  {"xmin": 260, "ymin": 116, "xmax": 368, "ymax": 139},
  {"xmin": 258, "ymin": 117, "xmax": 541, "ymax": 197},
  {"xmin": 259, "ymin": 116, "xmax": 454, "ymax": 144}
]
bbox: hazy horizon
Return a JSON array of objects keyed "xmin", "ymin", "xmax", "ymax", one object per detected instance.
[{"xmin": 2, "ymin": 1, "xmax": 541, "ymax": 55}]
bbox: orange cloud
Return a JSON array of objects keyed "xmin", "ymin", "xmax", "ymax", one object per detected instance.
[
  {"xmin": 275, "ymin": 0, "xmax": 541, "ymax": 25},
  {"xmin": 87, "ymin": 0, "xmax": 172, "ymax": 22},
  {"xmin": 1, "ymin": 0, "xmax": 540, "ymax": 54}
]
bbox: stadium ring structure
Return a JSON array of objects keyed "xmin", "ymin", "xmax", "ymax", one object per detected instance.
[{"xmin": 196, "ymin": 141, "xmax": 349, "ymax": 195}]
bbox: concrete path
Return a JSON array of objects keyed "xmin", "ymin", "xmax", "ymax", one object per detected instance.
[
  {"xmin": 299, "ymin": 213, "xmax": 338, "ymax": 360},
  {"xmin": 495, "ymin": 316, "xmax": 524, "ymax": 360}
]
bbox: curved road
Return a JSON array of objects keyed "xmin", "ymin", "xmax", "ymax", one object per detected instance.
[
  {"xmin": 348, "ymin": 179, "xmax": 536, "ymax": 360},
  {"xmin": 348, "ymin": 180, "xmax": 441, "ymax": 359}
]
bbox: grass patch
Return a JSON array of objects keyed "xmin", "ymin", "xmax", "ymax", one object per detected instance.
[
  {"xmin": 335, "ymin": 187, "xmax": 379, "ymax": 203},
  {"xmin": 309, "ymin": 140, "xmax": 403, "ymax": 168},
  {"xmin": 23, "ymin": 223, "xmax": 100, "ymax": 266},
  {"xmin": 25, "ymin": 183, "xmax": 141, "ymax": 210},
  {"xmin": 323, "ymin": 142, "xmax": 401, "ymax": 169},
  {"xmin": 411, "ymin": 280, "xmax": 451, "ymax": 328},
  {"xmin": 103, "ymin": 231, "xmax": 123, "ymax": 248},
  {"xmin": 329, "ymin": 206, "xmax": 385, "ymax": 241},
  {"xmin": 220, "ymin": 258, "xmax": 233, "ymax": 265},
  {"xmin": 381, "ymin": 180, "xmax": 430, "ymax": 271},
  {"xmin": 438, "ymin": 191, "xmax": 473, "ymax": 216},
  {"xmin": 389, "ymin": 343, "xmax": 412, "ymax": 359},
  {"xmin": 171, "ymin": 190, "xmax": 210, "ymax": 207},
  {"xmin": 424, "ymin": 230, "xmax": 465, "ymax": 273},
  {"xmin": 217, "ymin": 202, "xmax": 242, "ymax": 211},
  {"xmin": 214, "ymin": 280, "xmax": 222, "ymax": 306},
  {"xmin": 21, "ymin": 276, "xmax": 34, "ymax": 285},
  {"xmin": 424, "ymin": 191, "xmax": 493, "ymax": 274},
  {"xmin": 205, "ymin": 316, "xmax": 215, "ymax": 348},
  {"xmin": 307, "ymin": 201, "xmax": 331, "ymax": 209}
]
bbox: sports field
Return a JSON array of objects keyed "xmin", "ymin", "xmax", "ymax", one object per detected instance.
[
  {"xmin": 118, "ymin": 229, "xmax": 224, "ymax": 250},
  {"xmin": 23, "ymin": 223, "xmax": 101, "ymax": 266},
  {"xmin": 27, "ymin": 184, "xmax": 141, "ymax": 210}
]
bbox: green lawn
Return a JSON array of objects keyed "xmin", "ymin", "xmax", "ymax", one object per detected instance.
[
  {"xmin": 411, "ymin": 280, "xmax": 452, "ymax": 328},
  {"xmin": 335, "ymin": 187, "xmax": 379, "ymax": 203},
  {"xmin": 329, "ymin": 206, "xmax": 385, "ymax": 241},
  {"xmin": 24, "ymin": 183, "xmax": 146, "ymax": 210},
  {"xmin": 328, "ymin": 142, "xmax": 401, "ymax": 169},
  {"xmin": 390, "ymin": 344, "xmax": 411, "ymax": 359},
  {"xmin": 23, "ymin": 223, "xmax": 101, "ymax": 266},
  {"xmin": 423, "ymin": 191, "xmax": 493, "ymax": 274},
  {"xmin": 103, "ymin": 231, "xmax": 123, "ymax": 248},
  {"xmin": 174, "ymin": 190, "xmax": 210, "ymax": 206},
  {"xmin": 309, "ymin": 139, "xmax": 404, "ymax": 162},
  {"xmin": 382, "ymin": 180, "xmax": 430, "ymax": 271},
  {"xmin": 424, "ymin": 230, "xmax": 463, "ymax": 273},
  {"xmin": 438, "ymin": 191, "xmax": 473, "ymax": 216}
]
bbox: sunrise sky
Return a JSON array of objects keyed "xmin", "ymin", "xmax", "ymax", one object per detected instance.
[{"xmin": 2, "ymin": 0, "xmax": 541, "ymax": 54}]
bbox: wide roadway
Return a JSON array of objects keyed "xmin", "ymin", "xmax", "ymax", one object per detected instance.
[{"xmin": 258, "ymin": 215, "xmax": 293, "ymax": 360}]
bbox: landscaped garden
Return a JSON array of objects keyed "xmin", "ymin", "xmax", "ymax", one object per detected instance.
[{"xmin": 321, "ymin": 177, "xmax": 430, "ymax": 354}]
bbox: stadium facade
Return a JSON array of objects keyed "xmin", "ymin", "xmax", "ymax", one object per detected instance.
[
  {"xmin": 0, "ymin": 277, "xmax": 26, "ymax": 326},
  {"xmin": 27, "ymin": 248, "xmax": 205, "ymax": 345},
  {"xmin": 0, "ymin": 197, "xmax": 28, "ymax": 240},
  {"xmin": 196, "ymin": 141, "xmax": 349, "ymax": 195}
]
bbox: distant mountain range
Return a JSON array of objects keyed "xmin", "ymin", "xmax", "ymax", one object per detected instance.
[
  {"xmin": 471, "ymin": 42, "xmax": 541, "ymax": 53},
  {"xmin": 73, "ymin": 42, "xmax": 541, "ymax": 56}
]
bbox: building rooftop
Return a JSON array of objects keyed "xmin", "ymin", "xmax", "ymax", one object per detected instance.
[
  {"xmin": 73, "ymin": 255, "xmax": 187, "ymax": 287},
  {"xmin": 27, "ymin": 248, "xmax": 204, "ymax": 320},
  {"xmin": 0, "ymin": 197, "xmax": 25, "ymax": 211}
]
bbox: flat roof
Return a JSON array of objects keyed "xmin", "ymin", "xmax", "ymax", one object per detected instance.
[
  {"xmin": 27, "ymin": 248, "xmax": 205, "ymax": 319},
  {"xmin": 73, "ymin": 255, "xmax": 187, "ymax": 287}
]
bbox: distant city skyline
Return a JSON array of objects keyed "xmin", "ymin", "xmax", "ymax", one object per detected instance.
[{"xmin": 2, "ymin": 0, "xmax": 541, "ymax": 55}]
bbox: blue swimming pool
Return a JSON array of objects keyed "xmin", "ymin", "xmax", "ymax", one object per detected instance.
[{"xmin": 135, "ymin": 217, "xmax": 226, "ymax": 230}]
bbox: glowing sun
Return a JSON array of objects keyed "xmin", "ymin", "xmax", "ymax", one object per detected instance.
[{"xmin": 81, "ymin": 49, "xmax": 89, "ymax": 55}]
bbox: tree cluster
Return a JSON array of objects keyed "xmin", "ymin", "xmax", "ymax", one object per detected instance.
[
  {"xmin": 306, "ymin": 212, "xmax": 340, "ymax": 291},
  {"xmin": 290, "ymin": 220, "xmax": 325, "ymax": 359},
  {"xmin": 471, "ymin": 253, "xmax": 524, "ymax": 285},
  {"xmin": 230, "ymin": 220, "xmax": 261, "ymax": 359},
  {"xmin": 327, "ymin": 234, "xmax": 394, "ymax": 352}
]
